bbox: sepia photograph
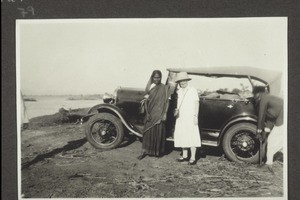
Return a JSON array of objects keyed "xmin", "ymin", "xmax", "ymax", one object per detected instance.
[{"xmin": 17, "ymin": 18, "xmax": 287, "ymax": 199}]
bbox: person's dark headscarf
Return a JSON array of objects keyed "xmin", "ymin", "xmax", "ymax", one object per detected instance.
[
  {"xmin": 145, "ymin": 70, "xmax": 162, "ymax": 93},
  {"xmin": 252, "ymin": 86, "xmax": 268, "ymax": 105},
  {"xmin": 252, "ymin": 86, "xmax": 267, "ymax": 95}
]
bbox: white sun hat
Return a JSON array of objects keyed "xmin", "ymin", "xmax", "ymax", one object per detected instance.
[{"xmin": 175, "ymin": 72, "xmax": 192, "ymax": 83}]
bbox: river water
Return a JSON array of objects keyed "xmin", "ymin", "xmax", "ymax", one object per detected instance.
[{"xmin": 24, "ymin": 96, "xmax": 102, "ymax": 119}]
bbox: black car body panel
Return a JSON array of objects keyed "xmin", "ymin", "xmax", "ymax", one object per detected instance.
[
  {"xmin": 115, "ymin": 88, "xmax": 145, "ymax": 126},
  {"xmin": 199, "ymin": 97, "xmax": 257, "ymax": 145},
  {"xmin": 199, "ymin": 97, "xmax": 256, "ymax": 129}
]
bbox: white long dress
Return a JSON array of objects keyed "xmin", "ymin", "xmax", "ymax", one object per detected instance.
[{"xmin": 174, "ymin": 86, "xmax": 201, "ymax": 148}]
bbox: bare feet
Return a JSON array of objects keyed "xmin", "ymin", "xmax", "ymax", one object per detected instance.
[
  {"xmin": 267, "ymin": 165, "xmax": 274, "ymax": 174},
  {"xmin": 258, "ymin": 164, "xmax": 274, "ymax": 174},
  {"xmin": 137, "ymin": 153, "xmax": 147, "ymax": 160}
]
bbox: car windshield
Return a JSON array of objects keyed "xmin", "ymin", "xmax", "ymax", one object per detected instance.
[{"xmin": 167, "ymin": 71, "xmax": 266, "ymax": 99}]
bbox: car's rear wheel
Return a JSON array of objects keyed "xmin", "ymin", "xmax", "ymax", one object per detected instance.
[
  {"xmin": 222, "ymin": 123, "xmax": 260, "ymax": 163},
  {"xmin": 85, "ymin": 113, "xmax": 124, "ymax": 149}
]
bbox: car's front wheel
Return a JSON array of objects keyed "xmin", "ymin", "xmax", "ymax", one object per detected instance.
[
  {"xmin": 85, "ymin": 113, "xmax": 124, "ymax": 149},
  {"xmin": 222, "ymin": 123, "xmax": 260, "ymax": 163}
]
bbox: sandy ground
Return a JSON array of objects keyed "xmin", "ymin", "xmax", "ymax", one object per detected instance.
[{"xmin": 21, "ymin": 114, "xmax": 284, "ymax": 198}]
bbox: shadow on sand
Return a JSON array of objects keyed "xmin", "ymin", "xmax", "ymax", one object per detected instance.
[
  {"xmin": 164, "ymin": 142, "xmax": 224, "ymax": 161},
  {"xmin": 118, "ymin": 135, "xmax": 138, "ymax": 149},
  {"xmin": 22, "ymin": 138, "xmax": 87, "ymax": 170}
]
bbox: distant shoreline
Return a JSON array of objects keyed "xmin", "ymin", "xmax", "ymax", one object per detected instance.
[
  {"xmin": 24, "ymin": 94, "xmax": 103, "ymax": 101},
  {"xmin": 24, "ymin": 98, "xmax": 37, "ymax": 102},
  {"xmin": 23, "ymin": 96, "xmax": 103, "ymax": 119},
  {"xmin": 67, "ymin": 96, "xmax": 103, "ymax": 101},
  {"xmin": 67, "ymin": 94, "xmax": 103, "ymax": 101}
]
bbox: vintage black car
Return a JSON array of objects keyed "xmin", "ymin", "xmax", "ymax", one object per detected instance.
[{"xmin": 84, "ymin": 67, "xmax": 282, "ymax": 163}]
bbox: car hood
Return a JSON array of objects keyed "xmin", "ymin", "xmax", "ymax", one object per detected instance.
[{"xmin": 167, "ymin": 66, "xmax": 283, "ymax": 97}]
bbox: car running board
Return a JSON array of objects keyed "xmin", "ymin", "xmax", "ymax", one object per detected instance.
[{"xmin": 165, "ymin": 138, "xmax": 218, "ymax": 147}]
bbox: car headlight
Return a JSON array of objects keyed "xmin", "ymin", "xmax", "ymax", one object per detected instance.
[{"xmin": 103, "ymin": 92, "xmax": 115, "ymax": 104}]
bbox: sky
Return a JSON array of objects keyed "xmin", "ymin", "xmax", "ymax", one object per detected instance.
[{"xmin": 17, "ymin": 18, "xmax": 287, "ymax": 95}]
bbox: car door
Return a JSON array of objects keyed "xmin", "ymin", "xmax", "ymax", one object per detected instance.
[{"xmin": 199, "ymin": 97, "xmax": 238, "ymax": 130}]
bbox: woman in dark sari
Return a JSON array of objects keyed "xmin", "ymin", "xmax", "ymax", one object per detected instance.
[{"xmin": 137, "ymin": 70, "xmax": 169, "ymax": 160}]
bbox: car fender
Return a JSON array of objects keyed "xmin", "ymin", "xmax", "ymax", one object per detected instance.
[
  {"xmin": 218, "ymin": 114, "xmax": 257, "ymax": 145},
  {"xmin": 84, "ymin": 103, "xmax": 143, "ymax": 137}
]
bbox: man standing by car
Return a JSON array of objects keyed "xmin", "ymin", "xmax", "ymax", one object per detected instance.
[{"xmin": 253, "ymin": 86, "xmax": 283, "ymax": 172}]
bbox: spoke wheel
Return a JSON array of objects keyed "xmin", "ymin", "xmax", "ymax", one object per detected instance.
[
  {"xmin": 223, "ymin": 123, "xmax": 260, "ymax": 163},
  {"xmin": 85, "ymin": 113, "xmax": 124, "ymax": 149}
]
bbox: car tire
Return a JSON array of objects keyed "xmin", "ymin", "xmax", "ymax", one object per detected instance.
[
  {"xmin": 222, "ymin": 123, "xmax": 260, "ymax": 163},
  {"xmin": 85, "ymin": 113, "xmax": 124, "ymax": 149}
]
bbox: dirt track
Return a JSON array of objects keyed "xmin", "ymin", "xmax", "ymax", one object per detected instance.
[{"xmin": 21, "ymin": 117, "xmax": 284, "ymax": 198}]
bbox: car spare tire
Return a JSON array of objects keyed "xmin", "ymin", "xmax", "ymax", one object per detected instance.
[
  {"xmin": 85, "ymin": 113, "xmax": 124, "ymax": 149},
  {"xmin": 222, "ymin": 123, "xmax": 261, "ymax": 163}
]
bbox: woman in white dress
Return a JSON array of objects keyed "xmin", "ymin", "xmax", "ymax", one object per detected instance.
[{"xmin": 173, "ymin": 72, "xmax": 201, "ymax": 165}]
